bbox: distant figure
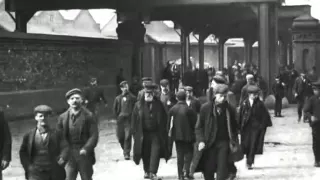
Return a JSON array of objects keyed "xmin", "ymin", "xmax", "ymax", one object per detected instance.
[{"xmin": 272, "ymin": 76, "xmax": 285, "ymax": 117}]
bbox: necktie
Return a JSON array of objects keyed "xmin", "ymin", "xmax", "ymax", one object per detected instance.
[{"xmin": 71, "ymin": 114, "xmax": 76, "ymax": 123}]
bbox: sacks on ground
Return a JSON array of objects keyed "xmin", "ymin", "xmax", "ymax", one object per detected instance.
[{"xmin": 264, "ymin": 95, "xmax": 289, "ymax": 109}]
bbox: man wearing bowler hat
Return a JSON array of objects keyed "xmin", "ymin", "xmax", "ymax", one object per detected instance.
[
  {"xmin": 113, "ymin": 81, "xmax": 136, "ymax": 160},
  {"xmin": 20, "ymin": 105, "xmax": 69, "ymax": 180},
  {"xmin": 57, "ymin": 88, "xmax": 99, "ymax": 180},
  {"xmin": 304, "ymin": 79, "xmax": 320, "ymax": 167},
  {"xmin": 131, "ymin": 84, "xmax": 170, "ymax": 180}
]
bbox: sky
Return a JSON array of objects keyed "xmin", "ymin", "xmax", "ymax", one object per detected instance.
[{"xmin": 55, "ymin": 0, "xmax": 320, "ymax": 28}]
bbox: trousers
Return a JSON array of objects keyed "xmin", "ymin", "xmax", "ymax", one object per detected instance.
[
  {"xmin": 175, "ymin": 141, "xmax": 193, "ymax": 177},
  {"xmin": 203, "ymin": 141, "xmax": 229, "ymax": 180},
  {"xmin": 142, "ymin": 132, "xmax": 161, "ymax": 174},
  {"xmin": 274, "ymin": 96, "xmax": 282, "ymax": 116},
  {"xmin": 65, "ymin": 148, "xmax": 94, "ymax": 180},
  {"xmin": 312, "ymin": 124, "xmax": 320, "ymax": 162},
  {"xmin": 116, "ymin": 115, "xmax": 132, "ymax": 156}
]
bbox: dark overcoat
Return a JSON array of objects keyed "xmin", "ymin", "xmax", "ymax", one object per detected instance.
[
  {"xmin": 83, "ymin": 86, "xmax": 107, "ymax": 112},
  {"xmin": 191, "ymin": 101, "xmax": 239, "ymax": 173},
  {"xmin": 131, "ymin": 98, "xmax": 171, "ymax": 165},
  {"xmin": 0, "ymin": 110, "xmax": 11, "ymax": 162},
  {"xmin": 158, "ymin": 92, "xmax": 177, "ymax": 113},
  {"xmin": 19, "ymin": 128, "xmax": 69, "ymax": 180},
  {"xmin": 56, "ymin": 107, "xmax": 99, "ymax": 164},
  {"xmin": 187, "ymin": 97, "xmax": 201, "ymax": 114},
  {"xmin": 239, "ymin": 98, "xmax": 272, "ymax": 155}
]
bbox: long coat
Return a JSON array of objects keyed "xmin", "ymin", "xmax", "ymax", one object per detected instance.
[
  {"xmin": 191, "ymin": 101, "xmax": 239, "ymax": 173},
  {"xmin": 56, "ymin": 107, "xmax": 99, "ymax": 164},
  {"xmin": 0, "ymin": 110, "xmax": 11, "ymax": 166},
  {"xmin": 19, "ymin": 128, "xmax": 69, "ymax": 180},
  {"xmin": 131, "ymin": 98, "xmax": 171, "ymax": 165},
  {"xmin": 239, "ymin": 98, "xmax": 272, "ymax": 155}
]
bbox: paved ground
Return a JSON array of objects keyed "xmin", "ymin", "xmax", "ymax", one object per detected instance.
[{"xmin": 3, "ymin": 105, "xmax": 320, "ymax": 180}]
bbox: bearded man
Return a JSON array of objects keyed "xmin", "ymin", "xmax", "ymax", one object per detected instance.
[{"xmin": 131, "ymin": 84, "xmax": 170, "ymax": 180}]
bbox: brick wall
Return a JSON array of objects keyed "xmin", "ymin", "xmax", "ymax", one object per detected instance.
[{"xmin": 0, "ymin": 32, "xmax": 133, "ymax": 120}]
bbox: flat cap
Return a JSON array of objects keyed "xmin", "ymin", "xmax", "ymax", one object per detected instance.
[
  {"xmin": 213, "ymin": 75, "xmax": 226, "ymax": 84},
  {"xmin": 246, "ymin": 74, "xmax": 254, "ymax": 80},
  {"xmin": 34, "ymin": 105, "xmax": 52, "ymax": 114},
  {"xmin": 65, "ymin": 88, "xmax": 82, "ymax": 99},
  {"xmin": 184, "ymin": 86, "xmax": 193, "ymax": 91},
  {"xmin": 215, "ymin": 71, "xmax": 224, "ymax": 76},
  {"xmin": 179, "ymin": 86, "xmax": 185, "ymax": 91},
  {"xmin": 176, "ymin": 90, "xmax": 186, "ymax": 100},
  {"xmin": 312, "ymin": 79, "xmax": 320, "ymax": 89},
  {"xmin": 247, "ymin": 85, "xmax": 260, "ymax": 93},
  {"xmin": 160, "ymin": 79, "xmax": 169, "ymax": 86},
  {"xmin": 145, "ymin": 84, "xmax": 156, "ymax": 93},
  {"xmin": 142, "ymin": 77, "xmax": 152, "ymax": 82},
  {"xmin": 119, "ymin": 80, "xmax": 128, "ymax": 87},
  {"xmin": 214, "ymin": 84, "xmax": 229, "ymax": 94}
]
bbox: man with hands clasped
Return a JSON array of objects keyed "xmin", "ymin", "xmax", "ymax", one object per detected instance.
[
  {"xmin": 20, "ymin": 105, "xmax": 69, "ymax": 180},
  {"xmin": 57, "ymin": 88, "xmax": 99, "ymax": 180}
]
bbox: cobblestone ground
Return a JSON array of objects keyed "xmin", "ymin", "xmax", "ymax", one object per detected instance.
[{"xmin": 3, "ymin": 105, "xmax": 320, "ymax": 180}]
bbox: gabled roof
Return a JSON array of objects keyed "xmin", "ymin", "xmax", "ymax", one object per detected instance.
[
  {"xmin": 73, "ymin": 10, "xmax": 100, "ymax": 32},
  {"xmin": 101, "ymin": 14, "xmax": 117, "ymax": 38}
]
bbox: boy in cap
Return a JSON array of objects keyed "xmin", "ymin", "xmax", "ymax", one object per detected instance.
[
  {"xmin": 159, "ymin": 79, "xmax": 177, "ymax": 112},
  {"xmin": 20, "ymin": 105, "xmax": 69, "ymax": 180},
  {"xmin": 304, "ymin": 80, "xmax": 320, "ymax": 167},
  {"xmin": 272, "ymin": 76, "xmax": 285, "ymax": 117},
  {"xmin": 113, "ymin": 81, "xmax": 136, "ymax": 160},
  {"xmin": 168, "ymin": 91, "xmax": 197, "ymax": 180},
  {"xmin": 239, "ymin": 85, "xmax": 272, "ymax": 169},
  {"xmin": 57, "ymin": 88, "xmax": 99, "ymax": 180},
  {"xmin": 131, "ymin": 84, "xmax": 170, "ymax": 180},
  {"xmin": 192, "ymin": 84, "xmax": 239, "ymax": 180}
]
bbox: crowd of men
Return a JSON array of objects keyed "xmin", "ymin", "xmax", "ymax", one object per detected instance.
[{"xmin": 0, "ymin": 64, "xmax": 320, "ymax": 180}]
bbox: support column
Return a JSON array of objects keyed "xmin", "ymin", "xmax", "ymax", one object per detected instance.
[
  {"xmin": 15, "ymin": 11, "xmax": 35, "ymax": 33},
  {"xmin": 288, "ymin": 41, "xmax": 293, "ymax": 66},
  {"xmin": 280, "ymin": 40, "xmax": 288, "ymax": 66},
  {"xmin": 180, "ymin": 27, "xmax": 191, "ymax": 77},
  {"xmin": 258, "ymin": 3, "xmax": 271, "ymax": 90},
  {"xmin": 269, "ymin": 4, "xmax": 279, "ymax": 86},
  {"xmin": 116, "ymin": 20, "xmax": 146, "ymax": 80},
  {"xmin": 218, "ymin": 37, "xmax": 228, "ymax": 70},
  {"xmin": 198, "ymin": 32, "xmax": 209, "ymax": 70},
  {"xmin": 244, "ymin": 38, "xmax": 254, "ymax": 64}
]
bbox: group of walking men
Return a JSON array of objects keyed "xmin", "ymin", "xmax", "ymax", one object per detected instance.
[{"xmin": 113, "ymin": 74, "xmax": 273, "ymax": 180}]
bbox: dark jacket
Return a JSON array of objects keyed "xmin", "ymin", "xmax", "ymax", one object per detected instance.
[
  {"xmin": 239, "ymin": 98, "xmax": 272, "ymax": 155},
  {"xmin": 304, "ymin": 95, "xmax": 320, "ymax": 126},
  {"xmin": 56, "ymin": 107, "xmax": 99, "ymax": 164},
  {"xmin": 293, "ymin": 76, "xmax": 313, "ymax": 100},
  {"xmin": 187, "ymin": 97, "xmax": 201, "ymax": 114},
  {"xmin": 192, "ymin": 101, "xmax": 239, "ymax": 172},
  {"xmin": 0, "ymin": 110, "xmax": 11, "ymax": 162},
  {"xmin": 113, "ymin": 92, "xmax": 136, "ymax": 118},
  {"xmin": 168, "ymin": 101, "xmax": 197, "ymax": 142},
  {"xmin": 19, "ymin": 128, "xmax": 69, "ymax": 180},
  {"xmin": 158, "ymin": 92, "xmax": 177, "ymax": 113},
  {"xmin": 83, "ymin": 86, "xmax": 107, "ymax": 111},
  {"xmin": 272, "ymin": 81, "xmax": 285, "ymax": 98},
  {"xmin": 131, "ymin": 97, "xmax": 171, "ymax": 165}
]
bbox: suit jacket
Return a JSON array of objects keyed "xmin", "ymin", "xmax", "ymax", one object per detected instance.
[
  {"xmin": 0, "ymin": 110, "xmax": 11, "ymax": 163},
  {"xmin": 19, "ymin": 128, "xmax": 68, "ymax": 180},
  {"xmin": 56, "ymin": 107, "xmax": 99, "ymax": 164},
  {"xmin": 113, "ymin": 92, "xmax": 136, "ymax": 118},
  {"xmin": 83, "ymin": 86, "xmax": 107, "ymax": 110}
]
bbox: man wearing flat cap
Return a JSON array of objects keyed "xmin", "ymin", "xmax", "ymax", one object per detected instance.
[
  {"xmin": 272, "ymin": 76, "xmax": 286, "ymax": 117},
  {"xmin": 57, "ymin": 88, "xmax": 99, "ymax": 180},
  {"xmin": 83, "ymin": 77, "xmax": 108, "ymax": 116},
  {"xmin": 131, "ymin": 84, "xmax": 170, "ymax": 180},
  {"xmin": 159, "ymin": 79, "xmax": 177, "ymax": 113},
  {"xmin": 185, "ymin": 86, "xmax": 201, "ymax": 114},
  {"xmin": 20, "ymin": 105, "xmax": 69, "ymax": 180},
  {"xmin": 137, "ymin": 77, "xmax": 153, "ymax": 101},
  {"xmin": 191, "ymin": 84, "xmax": 239, "ymax": 180},
  {"xmin": 239, "ymin": 74, "xmax": 258, "ymax": 105},
  {"xmin": 0, "ymin": 106, "xmax": 11, "ymax": 180},
  {"xmin": 239, "ymin": 85, "xmax": 272, "ymax": 170},
  {"xmin": 168, "ymin": 90, "xmax": 197, "ymax": 180},
  {"xmin": 304, "ymin": 79, "xmax": 320, "ymax": 167},
  {"xmin": 113, "ymin": 81, "xmax": 136, "ymax": 160}
]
